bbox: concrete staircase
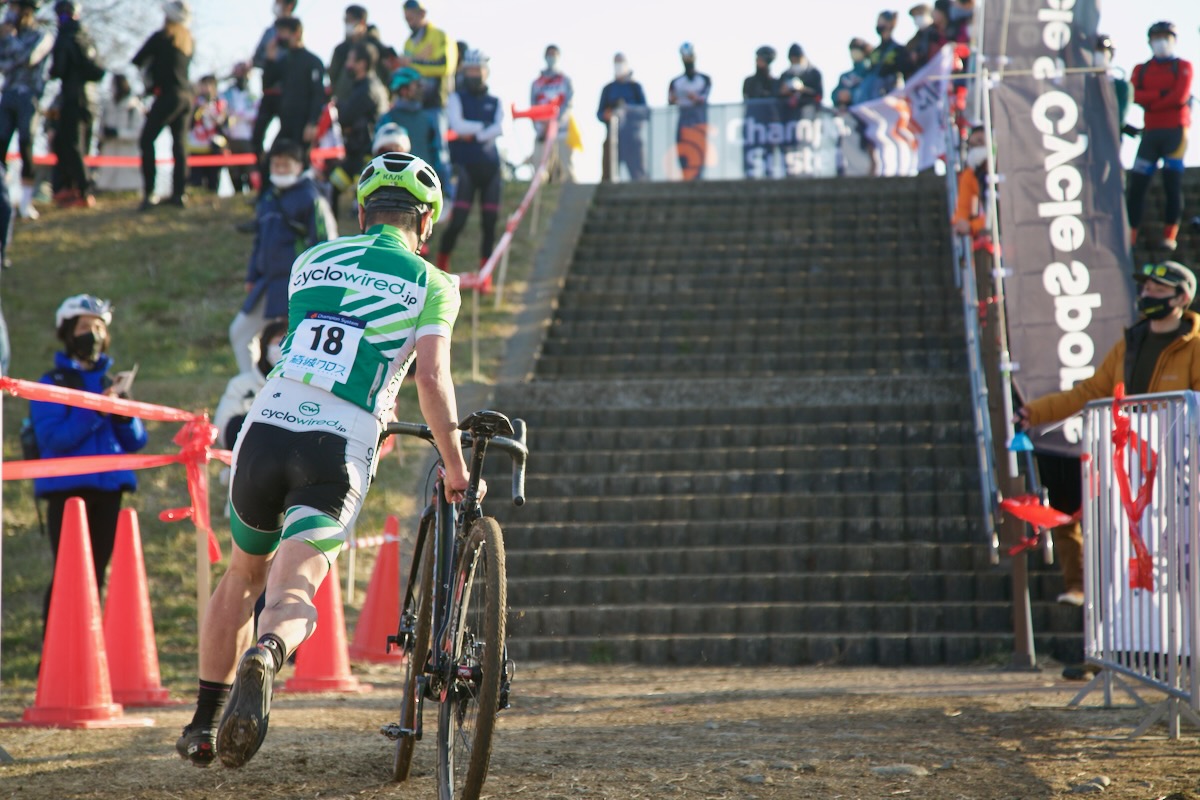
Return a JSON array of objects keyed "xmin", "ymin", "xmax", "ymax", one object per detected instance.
[{"xmin": 487, "ymin": 176, "xmax": 1081, "ymax": 665}]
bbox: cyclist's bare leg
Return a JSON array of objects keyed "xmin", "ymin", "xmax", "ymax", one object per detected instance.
[
  {"xmin": 256, "ymin": 537, "xmax": 334, "ymax": 655},
  {"xmin": 199, "ymin": 544, "xmax": 273, "ymax": 682}
]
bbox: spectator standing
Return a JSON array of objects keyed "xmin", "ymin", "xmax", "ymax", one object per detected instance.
[
  {"xmin": 906, "ymin": 3, "xmax": 937, "ymax": 73},
  {"xmin": 48, "ymin": 0, "xmax": 104, "ymax": 209},
  {"xmin": 597, "ymin": 52, "xmax": 647, "ymax": 182},
  {"xmin": 742, "ymin": 45, "xmax": 780, "ymax": 179},
  {"xmin": 438, "ymin": 48, "xmax": 503, "ymax": 283},
  {"xmin": 835, "ymin": 38, "xmax": 874, "ymax": 107},
  {"xmin": 222, "ymin": 62, "xmax": 258, "ymax": 195},
  {"xmin": 334, "ymin": 40, "xmax": 389, "ymax": 211},
  {"xmin": 250, "ymin": 0, "xmax": 295, "ymax": 174},
  {"xmin": 229, "ymin": 137, "xmax": 335, "ymax": 374},
  {"xmin": 264, "ymin": 17, "xmax": 325, "ymax": 155},
  {"xmin": 530, "ymin": 43, "xmax": 575, "ymax": 182},
  {"xmin": 1096, "ymin": 35, "xmax": 1134, "ymax": 139},
  {"xmin": 1015, "ymin": 260, "xmax": 1200, "ymax": 676},
  {"xmin": 779, "ymin": 43, "xmax": 822, "ymax": 109},
  {"xmin": 951, "ymin": 125, "xmax": 988, "ymax": 241},
  {"xmin": 668, "ymin": 42, "xmax": 710, "ymax": 182},
  {"xmin": 865, "ymin": 10, "xmax": 912, "ymax": 97},
  {"xmin": 132, "ymin": 0, "xmax": 193, "ymax": 210},
  {"xmin": 398, "ymin": 0, "xmax": 456, "ymax": 185},
  {"xmin": 380, "ymin": 67, "xmax": 442, "ymax": 173},
  {"xmin": 96, "ymin": 73, "xmax": 144, "ymax": 192},
  {"xmin": 0, "ymin": 0, "xmax": 54, "ymax": 219},
  {"xmin": 187, "ymin": 75, "xmax": 229, "ymax": 192},
  {"xmin": 1126, "ymin": 21, "xmax": 1192, "ymax": 252},
  {"xmin": 30, "ymin": 294, "xmax": 148, "ymax": 631},
  {"xmin": 328, "ymin": 5, "xmax": 389, "ymax": 102},
  {"xmin": 214, "ymin": 318, "xmax": 288, "ymax": 450}
]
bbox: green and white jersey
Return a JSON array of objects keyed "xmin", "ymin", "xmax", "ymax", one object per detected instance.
[{"xmin": 269, "ymin": 224, "xmax": 460, "ymax": 420}]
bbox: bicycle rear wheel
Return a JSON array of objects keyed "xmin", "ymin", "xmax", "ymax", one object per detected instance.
[
  {"xmin": 392, "ymin": 518, "xmax": 434, "ymax": 782},
  {"xmin": 436, "ymin": 517, "xmax": 507, "ymax": 800}
]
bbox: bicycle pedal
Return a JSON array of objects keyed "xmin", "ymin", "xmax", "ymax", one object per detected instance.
[{"xmin": 380, "ymin": 723, "xmax": 403, "ymax": 740}]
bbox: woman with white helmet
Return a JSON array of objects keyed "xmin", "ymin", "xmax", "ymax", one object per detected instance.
[{"xmin": 28, "ymin": 294, "xmax": 148, "ymax": 632}]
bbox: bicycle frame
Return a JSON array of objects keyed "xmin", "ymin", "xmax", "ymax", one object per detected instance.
[{"xmin": 385, "ymin": 415, "xmax": 527, "ymax": 742}]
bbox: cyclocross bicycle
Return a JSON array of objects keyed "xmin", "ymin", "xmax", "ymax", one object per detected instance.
[{"xmin": 380, "ymin": 409, "xmax": 527, "ymax": 800}]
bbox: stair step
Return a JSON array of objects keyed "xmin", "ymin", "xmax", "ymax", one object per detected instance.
[
  {"xmin": 534, "ymin": 350, "xmax": 967, "ymax": 377},
  {"xmin": 541, "ymin": 332, "xmax": 963, "ymax": 358}
]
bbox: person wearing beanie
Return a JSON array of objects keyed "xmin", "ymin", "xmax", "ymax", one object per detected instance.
[
  {"xmin": 668, "ymin": 42, "xmax": 711, "ymax": 181},
  {"xmin": 132, "ymin": 1, "xmax": 194, "ymax": 209}
]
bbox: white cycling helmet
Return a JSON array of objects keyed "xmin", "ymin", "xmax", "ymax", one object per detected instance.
[
  {"xmin": 56, "ymin": 294, "xmax": 113, "ymax": 329},
  {"xmin": 461, "ymin": 48, "xmax": 489, "ymax": 68},
  {"xmin": 373, "ymin": 122, "xmax": 412, "ymax": 155}
]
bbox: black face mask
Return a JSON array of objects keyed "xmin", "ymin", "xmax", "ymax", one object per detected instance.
[
  {"xmin": 1139, "ymin": 293, "xmax": 1179, "ymax": 320},
  {"xmin": 877, "ymin": 25, "xmax": 890, "ymax": 37},
  {"xmin": 69, "ymin": 332, "xmax": 103, "ymax": 362},
  {"xmin": 462, "ymin": 76, "xmax": 486, "ymax": 94}
]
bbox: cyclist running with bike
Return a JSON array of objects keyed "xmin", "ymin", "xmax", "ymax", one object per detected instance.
[{"xmin": 177, "ymin": 152, "xmax": 479, "ymax": 769}]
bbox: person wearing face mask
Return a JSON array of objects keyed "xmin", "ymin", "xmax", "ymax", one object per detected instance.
[
  {"xmin": 263, "ymin": 17, "xmax": 326, "ymax": 155},
  {"xmin": 835, "ymin": 38, "xmax": 874, "ymax": 108},
  {"xmin": 328, "ymin": 5, "xmax": 390, "ymax": 102},
  {"xmin": 132, "ymin": 0, "xmax": 194, "ymax": 210},
  {"xmin": 865, "ymin": 10, "xmax": 911, "ymax": 97},
  {"xmin": 30, "ymin": 294, "xmax": 149, "ymax": 634},
  {"xmin": 187, "ymin": 75, "xmax": 229, "ymax": 193},
  {"xmin": 952, "ymin": 125, "xmax": 989, "ymax": 242},
  {"xmin": 331, "ymin": 41, "xmax": 389, "ymax": 215},
  {"xmin": 250, "ymin": 0, "xmax": 297, "ymax": 177},
  {"xmin": 597, "ymin": 52, "xmax": 647, "ymax": 182},
  {"xmin": 1126, "ymin": 21, "xmax": 1193, "ymax": 253},
  {"xmin": 222, "ymin": 62, "xmax": 258, "ymax": 196},
  {"xmin": 667, "ymin": 42, "xmax": 711, "ymax": 182},
  {"xmin": 229, "ymin": 138, "xmax": 336, "ymax": 375},
  {"xmin": 741, "ymin": 45, "xmax": 781, "ymax": 179},
  {"xmin": 531, "ymin": 44, "xmax": 576, "ymax": 183},
  {"xmin": 214, "ymin": 318, "xmax": 289, "ymax": 451},
  {"xmin": 397, "ymin": 0, "xmax": 456, "ymax": 188},
  {"xmin": 379, "ymin": 67, "xmax": 444, "ymax": 178},
  {"xmin": 438, "ymin": 48, "xmax": 504, "ymax": 281},
  {"xmin": 48, "ymin": 0, "xmax": 105, "ymax": 209},
  {"xmin": 1015, "ymin": 260, "xmax": 1200, "ymax": 666}
]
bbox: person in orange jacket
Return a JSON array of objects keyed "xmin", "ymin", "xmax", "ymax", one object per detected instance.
[
  {"xmin": 952, "ymin": 125, "xmax": 989, "ymax": 241},
  {"xmin": 1014, "ymin": 260, "xmax": 1200, "ymax": 642}
]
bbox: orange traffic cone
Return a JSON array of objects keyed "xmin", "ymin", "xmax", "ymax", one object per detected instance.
[
  {"xmin": 348, "ymin": 516, "xmax": 403, "ymax": 663},
  {"xmin": 103, "ymin": 509, "xmax": 177, "ymax": 706},
  {"xmin": 284, "ymin": 561, "xmax": 371, "ymax": 693},
  {"xmin": 12, "ymin": 498, "xmax": 154, "ymax": 728}
]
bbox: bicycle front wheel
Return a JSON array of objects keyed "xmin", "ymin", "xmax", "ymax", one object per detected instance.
[
  {"xmin": 393, "ymin": 518, "xmax": 434, "ymax": 782},
  {"xmin": 436, "ymin": 517, "xmax": 507, "ymax": 800}
]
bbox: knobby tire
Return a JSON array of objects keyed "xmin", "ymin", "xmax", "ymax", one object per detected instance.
[
  {"xmin": 436, "ymin": 517, "xmax": 507, "ymax": 800},
  {"xmin": 392, "ymin": 519, "xmax": 434, "ymax": 782}
]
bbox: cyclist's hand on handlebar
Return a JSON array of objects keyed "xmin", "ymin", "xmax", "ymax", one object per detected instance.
[{"xmin": 440, "ymin": 463, "xmax": 486, "ymax": 504}]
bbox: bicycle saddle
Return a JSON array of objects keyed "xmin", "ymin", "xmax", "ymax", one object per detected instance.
[{"xmin": 459, "ymin": 410, "xmax": 514, "ymax": 438}]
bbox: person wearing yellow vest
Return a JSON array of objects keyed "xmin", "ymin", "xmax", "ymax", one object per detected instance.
[{"xmin": 396, "ymin": 0, "xmax": 455, "ymax": 185}]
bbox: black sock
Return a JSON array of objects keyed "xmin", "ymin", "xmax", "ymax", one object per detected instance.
[
  {"xmin": 192, "ymin": 679, "xmax": 231, "ymax": 729},
  {"xmin": 257, "ymin": 633, "xmax": 287, "ymax": 672}
]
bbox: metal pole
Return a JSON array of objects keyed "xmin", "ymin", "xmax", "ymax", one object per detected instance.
[
  {"xmin": 494, "ymin": 249, "xmax": 510, "ymax": 311},
  {"xmin": 608, "ymin": 113, "xmax": 620, "ymax": 183},
  {"xmin": 345, "ymin": 528, "xmax": 356, "ymax": 604},
  {"xmin": 471, "ymin": 285, "xmax": 480, "ymax": 383}
]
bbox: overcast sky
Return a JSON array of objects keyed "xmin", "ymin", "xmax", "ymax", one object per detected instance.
[{"xmin": 140, "ymin": 0, "xmax": 1200, "ymax": 181}]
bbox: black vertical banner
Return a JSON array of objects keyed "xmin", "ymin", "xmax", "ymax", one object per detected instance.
[{"xmin": 985, "ymin": 0, "xmax": 1133, "ymax": 455}]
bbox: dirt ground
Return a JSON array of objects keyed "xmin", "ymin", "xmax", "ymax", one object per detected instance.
[{"xmin": 2, "ymin": 663, "xmax": 1200, "ymax": 800}]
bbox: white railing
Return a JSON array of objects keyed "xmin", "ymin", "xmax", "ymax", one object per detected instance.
[{"xmin": 1073, "ymin": 390, "xmax": 1200, "ymax": 738}]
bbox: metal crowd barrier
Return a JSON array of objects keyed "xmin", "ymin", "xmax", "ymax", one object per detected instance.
[{"xmin": 1073, "ymin": 391, "xmax": 1200, "ymax": 738}]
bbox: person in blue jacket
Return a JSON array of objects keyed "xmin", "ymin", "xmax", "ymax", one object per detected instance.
[
  {"xmin": 31, "ymin": 294, "xmax": 148, "ymax": 628},
  {"xmin": 597, "ymin": 52, "xmax": 647, "ymax": 182},
  {"xmin": 228, "ymin": 137, "xmax": 336, "ymax": 374}
]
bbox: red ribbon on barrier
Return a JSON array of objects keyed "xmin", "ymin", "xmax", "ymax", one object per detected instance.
[
  {"xmin": 1001, "ymin": 494, "xmax": 1074, "ymax": 556},
  {"xmin": 1111, "ymin": 384, "xmax": 1156, "ymax": 591},
  {"xmin": 23, "ymin": 146, "xmax": 345, "ymax": 170},
  {"xmin": 0, "ymin": 376, "xmax": 230, "ymax": 563}
]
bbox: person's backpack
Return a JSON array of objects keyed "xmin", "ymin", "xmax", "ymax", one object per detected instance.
[{"xmin": 19, "ymin": 368, "xmax": 86, "ymax": 461}]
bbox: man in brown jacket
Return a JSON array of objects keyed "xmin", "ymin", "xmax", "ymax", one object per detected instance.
[{"xmin": 1015, "ymin": 259, "xmax": 1200, "ymax": 610}]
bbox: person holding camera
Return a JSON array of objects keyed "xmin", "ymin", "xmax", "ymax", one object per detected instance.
[{"xmin": 29, "ymin": 294, "xmax": 147, "ymax": 631}]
